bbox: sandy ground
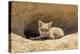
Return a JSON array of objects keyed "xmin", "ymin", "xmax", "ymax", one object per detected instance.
[{"xmin": 10, "ymin": 32, "xmax": 78, "ymax": 53}]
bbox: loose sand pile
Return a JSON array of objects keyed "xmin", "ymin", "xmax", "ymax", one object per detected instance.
[{"xmin": 10, "ymin": 32, "xmax": 78, "ymax": 53}]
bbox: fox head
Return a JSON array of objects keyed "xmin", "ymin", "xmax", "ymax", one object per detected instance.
[{"xmin": 38, "ymin": 20, "xmax": 52, "ymax": 36}]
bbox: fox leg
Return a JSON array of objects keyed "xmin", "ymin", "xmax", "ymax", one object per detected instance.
[{"xmin": 49, "ymin": 34, "xmax": 55, "ymax": 39}]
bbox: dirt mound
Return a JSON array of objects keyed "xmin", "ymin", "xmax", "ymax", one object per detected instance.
[{"xmin": 10, "ymin": 32, "xmax": 78, "ymax": 53}]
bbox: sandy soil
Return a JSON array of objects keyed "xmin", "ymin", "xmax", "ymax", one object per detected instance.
[{"xmin": 10, "ymin": 32, "xmax": 78, "ymax": 53}]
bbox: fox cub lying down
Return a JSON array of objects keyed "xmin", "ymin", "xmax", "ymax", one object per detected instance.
[{"xmin": 38, "ymin": 20, "xmax": 64, "ymax": 39}]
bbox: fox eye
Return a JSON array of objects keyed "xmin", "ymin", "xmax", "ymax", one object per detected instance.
[{"xmin": 41, "ymin": 29, "xmax": 48, "ymax": 32}]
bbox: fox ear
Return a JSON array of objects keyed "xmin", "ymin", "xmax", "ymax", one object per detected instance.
[
  {"xmin": 49, "ymin": 21, "xmax": 52, "ymax": 25},
  {"xmin": 38, "ymin": 20, "xmax": 43, "ymax": 27},
  {"xmin": 48, "ymin": 21, "xmax": 52, "ymax": 27}
]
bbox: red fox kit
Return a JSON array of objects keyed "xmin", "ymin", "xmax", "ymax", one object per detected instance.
[{"xmin": 38, "ymin": 20, "xmax": 64, "ymax": 39}]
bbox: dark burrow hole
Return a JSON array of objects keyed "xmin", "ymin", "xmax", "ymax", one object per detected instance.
[
  {"xmin": 24, "ymin": 29, "xmax": 50, "ymax": 40},
  {"xmin": 23, "ymin": 18, "xmax": 78, "ymax": 40}
]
